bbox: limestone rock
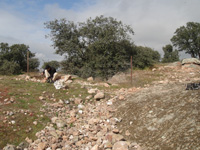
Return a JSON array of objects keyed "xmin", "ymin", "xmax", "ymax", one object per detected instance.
[
  {"xmin": 63, "ymin": 75, "xmax": 72, "ymax": 81},
  {"xmin": 51, "ymin": 117, "xmax": 58, "ymax": 124},
  {"xmin": 74, "ymin": 98, "xmax": 82, "ymax": 104},
  {"xmin": 91, "ymin": 145, "xmax": 99, "ymax": 150},
  {"xmin": 3, "ymin": 145, "xmax": 15, "ymax": 150},
  {"xmin": 56, "ymin": 120, "xmax": 66, "ymax": 128},
  {"xmin": 39, "ymin": 96, "xmax": 45, "ymax": 100},
  {"xmin": 88, "ymin": 88, "xmax": 97, "ymax": 94},
  {"xmin": 87, "ymin": 77, "xmax": 94, "ymax": 81},
  {"xmin": 113, "ymin": 141, "xmax": 129, "ymax": 150},
  {"xmin": 182, "ymin": 58, "xmax": 200, "ymax": 65},
  {"xmin": 94, "ymin": 92, "xmax": 105, "ymax": 100},
  {"xmin": 38, "ymin": 142, "xmax": 47, "ymax": 150}
]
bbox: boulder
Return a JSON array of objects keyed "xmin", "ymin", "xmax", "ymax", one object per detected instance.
[
  {"xmin": 107, "ymin": 72, "xmax": 128, "ymax": 84},
  {"xmin": 181, "ymin": 58, "xmax": 200, "ymax": 65}
]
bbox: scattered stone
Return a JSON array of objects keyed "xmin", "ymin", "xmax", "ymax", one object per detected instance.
[
  {"xmin": 64, "ymin": 100, "xmax": 70, "ymax": 104},
  {"xmin": 86, "ymin": 95, "xmax": 93, "ymax": 100},
  {"xmin": 11, "ymin": 120, "xmax": 15, "ymax": 124},
  {"xmin": 94, "ymin": 92, "xmax": 105, "ymax": 100},
  {"xmin": 16, "ymin": 141, "xmax": 29, "ymax": 150},
  {"xmin": 63, "ymin": 75, "xmax": 72, "ymax": 81},
  {"xmin": 113, "ymin": 141, "xmax": 129, "ymax": 150},
  {"xmin": 39, "ymin": 96, "xmax": 45, "ymax": 100},
  {"xmin": 87, "ymin": 77, "xmax": 94, "ymax": 81},
  {"xmin": 104, "ymin": 83, "xmax": 110, "ymax": 87},
  {"xmin": 112, "ymin": 128, "xmax": 119, "ymax": 134},
  {"xmin": 152, "ymin": 68, "xmax": 156, "ymax": 71},
  {"xmin": 33, "ymin": 121, "xmax": 37, "ymax": 125},
  {"xmin": 91, "ymin": 144, "xmax": 99, "ymax": 150},
  {"xmin": 125, "ymin": 130, "xmax": 131, "ymax": 136},
  {"xmin": 118, "ymin": 95, "xmax": 125, "ymax": 100},
  {"xmin": 74, "ymin": 98, "xmax": 82, "ymax": 104},
  {"xmin": 3, "ymin": 144, "xmax": 15, "ymax": 150},
  {"xmin": 88, "ymin": 88, "xmax": 97, "ymax": 94},
  {"xmin": 38, "ymin": 142, "xmax": 47, "ymax": 150},
  {"xmin": 107, "ymin": 101, "xmax": 113, "ymax": 105},
  {"xmin": 104, "ymin": 141, "xmax": 113, "ymax": 149},
  {"xmin": 56, "ymin": 120, "xmax": 66, "ymax": 128}
]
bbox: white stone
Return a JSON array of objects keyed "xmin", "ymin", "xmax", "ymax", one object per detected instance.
[
  {"xmin": 107, "ymin": 101, "xmax": 113, "ymax": 105},
  {"xmin": 33, "ymin": 121, "xmax": 37, "ymax": 125},
  {"xmin": 88, "ymin": 88, "xmax": 97, "ymax": 94},
  {"xmin": 11, "ymin": 120, "xmax": 15, "ymax": 124}
]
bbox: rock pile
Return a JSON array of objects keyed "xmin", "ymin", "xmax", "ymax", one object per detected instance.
[
  {"xmin": 13, "ymin": 81, "xmax": 140, "ymax": 150},
  {"xmin": 26, "ymin": 95, "xmax": 141, "ymax": 150}
]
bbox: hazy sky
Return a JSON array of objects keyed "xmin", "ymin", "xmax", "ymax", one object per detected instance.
[{"xmin": 1, "ymin": 0, "xmax": 200, "ymax": 65}]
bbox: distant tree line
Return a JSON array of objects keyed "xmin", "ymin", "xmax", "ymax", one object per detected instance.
[
  {"xmin": 0, "ymin": 43, "xmax": 39, "ymax": 75},
  {"xmin": 1, "ymin": 16, "xmax": 199, "ymax": 78}
]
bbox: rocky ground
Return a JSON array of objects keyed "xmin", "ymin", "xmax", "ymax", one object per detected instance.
[
  {"xmin": 2, "ymin": 61, "xmax": 200, "ymax": 150},
  {"xmin": 114, "ymin": 62, "xmax": 200, "ymax": 150}
]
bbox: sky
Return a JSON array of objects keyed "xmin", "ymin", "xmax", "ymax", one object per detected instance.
[{"xmin": 1, "ymin": 0, "xmax": 200, "ymax": 66}]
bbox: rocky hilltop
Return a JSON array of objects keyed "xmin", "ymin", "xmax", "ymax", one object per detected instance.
[{"xmin": 2, "ymin": 59, "xmax": 200, "ymax": 150}]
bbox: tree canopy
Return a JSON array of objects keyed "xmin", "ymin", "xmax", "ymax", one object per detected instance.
[
  {"xmin": 133, "ymin": 46, "xmax": 160, "ymax": 69},
  {"xmin": 162, "ymin": 44, "xmax": 179, "ymax": 63},
  {"xmin": 45, "ymin": 15, "xmax": 160, "ymax": 79},
  {"xmin": 171, "ymin": 22, "xmax": 200, "ymax": 58},
  {"xmin": 0, "ymin": 42, "xmax": 39, "ymax": 74},
  {"xmin": 45, "ymin": 16, "xmax": 135, "ymax": 78}
]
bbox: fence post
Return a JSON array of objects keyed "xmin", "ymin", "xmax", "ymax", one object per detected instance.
[
  {"xmin": 131, "ymin": 56, "xmax": 132, "ymax": 85},
  {"xmin": 27, "ymin": 50, "xmax": 29, "ymax": 74}
]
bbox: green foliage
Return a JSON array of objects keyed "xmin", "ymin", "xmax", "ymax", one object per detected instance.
[
  {"xmin": 42, "ymin": 60, "xmax": 60, "ymax": 70},
  {"xmin": 133, "ymin": 46, "xmax": 161, "ymax": 69},
  {"xmin": 45, "ymin": 16, "xmax": 135, "ymax": 79},
  {"xmin": 0, "ymin": 42, "xmax": 39, "ymax": 74},
  {"xmin": 45, "ymin": 16, "xmax": 161, "ymax": 78},
  {"xmin": 29, "ymin": 58, "xmax": 40, "ymax": 71},
  {"xmin": 171, "ymin": 22, "xmax": 200, "ymax": 58},
  {"xmin": 162, "ymin": 44, "xmax": 179, "ymax": 63},
  {"xmin": 0, "ymin": 60, "xmax": 21, "ymax": 75}
]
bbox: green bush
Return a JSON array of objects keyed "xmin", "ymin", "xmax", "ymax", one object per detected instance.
[
  {"xmin": 0, "ymin": 60, "xmax": 21, "ymax": 75},
  {"xmin": 42, "ymin": 61, "xmax": 60, "ymax": 70},
  {"xmin": 133, "ymin": 46, "xmax": 160, "ymax": 69}
]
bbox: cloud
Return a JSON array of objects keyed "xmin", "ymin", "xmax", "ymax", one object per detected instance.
[
  {"xmin": 43, "ymin": 0, "xmax": 200, "ymax": 56},
  {"xmin": 1, "ymin": 0, "xmax": 200, "ymax": 63},
  {"xmin": 0, "ymin": 4, "xmax": 63, "ymax": 65}
]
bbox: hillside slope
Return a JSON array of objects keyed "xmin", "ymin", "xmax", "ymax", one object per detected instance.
[{"xmin": 114, "ymin": 62, "xmax": 200, "ymax": 150}]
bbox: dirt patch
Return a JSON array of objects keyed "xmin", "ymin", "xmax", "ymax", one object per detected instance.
[
  {"xmin": 114, "ymin": 82, "xmax": 200, "ymax": 149},
  {"xmin": 0, "ymin": 88, "xmax": 10, "ymax": 102}
]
